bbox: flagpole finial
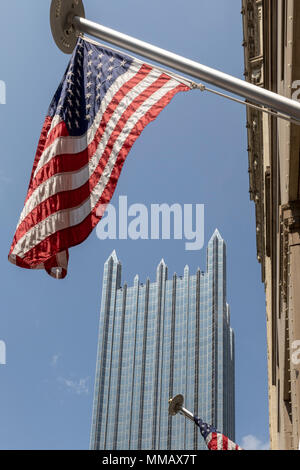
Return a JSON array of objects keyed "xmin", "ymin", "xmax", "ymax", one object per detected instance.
[
  {"xmin": 168, "ymin": 394, "xmax": 184, "ymax": 416},
  {"xmin": 50, "ymin": 0, "xmax": 85, "ymax": 54}
]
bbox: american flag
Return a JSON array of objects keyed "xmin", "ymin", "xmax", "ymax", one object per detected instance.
[
  {"xmin": 8, "ymin": 37, "xmax": 191, "ymax": 278},
  {"xmin": 194, "ymin": 417, "xmax": 243, "ymax": 450}
]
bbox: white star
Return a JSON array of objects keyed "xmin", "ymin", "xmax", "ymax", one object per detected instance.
[
  {"xmin": 120, "ymin": 59, "xmax": 126, "ymax": 67},
  {"xmin": 107, "ymin": 74, "xmax": 112, "ymax": 81},
  {"xmin": 96, "ymin": 94, "xmax": 101, "ymax": 101},
  {"xmin": 97, "ymin": 62, "xmax": 102, "ymax": 69},
  {"xmin": 67, "ymin": 98, "xmax": 73, "ymax": 107},
  {"xmin": 76, "ymin": 89, "xmax": 81, "ymax": 97},
  {"xmin": 109, "ymin": 56, "xmax": 114, "ymax": 63},
  {"xmin": 98, "ymin": 53, "xmax": 103, "ymax": 59},
  {"xmin": 86, "ymin": 81, "xmax": 92, "ymax": 89},
  {"xmin": 108, "ymin": 65, "xmax": 114, "ymax": 72},
  {"xmin": 85, "ymin": 114, "xmax": 91, "ymax": 120},
  {"xmin": 75, "ymin": 109, "xmax": 80, "ymax": 117},
  {"xmin": 87, "ymin": 60, "xmax": 92, "ymax": 67},
  {"xmin": 75, "ymin": 120, "xmax": 79, "ymax": 128},
  {"xmin": 86, "ymin": 103, "xmax": 91, "ymax": 110},
  {"xmin": 67, "ymin": 89, "xmax": 74, "ymax": 96},
  {"xmin": 88, "ymin": 49, "xmax": 93, "ymax": 56},
  {"xmin": 87, "ymin": 70, "xmax": 92, "ymax": 77},
  {"xmin": 85, "ymin": 92, "xmax": 92, "ymax": 99},
  {"xmin": 75, "ymin": 99, "xmax": 80, "ymax": 107},
  {"xmin": 77, "ymin": 50, "xmax": 83, "ymax": 57}
]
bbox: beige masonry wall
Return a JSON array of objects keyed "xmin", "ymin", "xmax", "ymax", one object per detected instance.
[{"xmin": 242, "ymin": 0, "xmax": 300, "ymax": 450}]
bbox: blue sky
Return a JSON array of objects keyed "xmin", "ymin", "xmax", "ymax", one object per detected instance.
[{"xmin": 0, "ymin": 1, "xmax": 269, "ymax": 450}]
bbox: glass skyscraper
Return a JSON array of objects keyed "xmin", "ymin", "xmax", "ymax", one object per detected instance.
[{"xmin": 90, "ymin": 229, "xmax": 235, "ymax": 450}]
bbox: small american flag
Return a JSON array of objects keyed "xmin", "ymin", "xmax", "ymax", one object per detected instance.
[
  {"xmin": 194, "ymin": 417, "xmax": 243, "ymax": 450},
  {"xmin": 8, "ymin": 37, "xmax": 191, "ymax": 278}
]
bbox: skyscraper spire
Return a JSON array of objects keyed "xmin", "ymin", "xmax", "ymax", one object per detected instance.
[
  {"xmin": 105, "ymin": 249, "xmax": 118, "ymax": 263},
  {"xmin": 210, "ymin": 228, "xmax": 223, "ymax": 241}
]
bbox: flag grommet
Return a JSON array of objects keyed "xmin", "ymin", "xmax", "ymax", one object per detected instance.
[{"xmin": 50, "ymin": 0, "xmax": 85, "ymax": 54}]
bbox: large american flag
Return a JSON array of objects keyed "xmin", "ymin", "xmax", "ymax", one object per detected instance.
[
  {"xmin": 8, "ymin": 37, "xmax": 191, "ymax": 278},
  {"xmin": 194, "ymin": 417, "xmax": 243, "ymax": 450}
]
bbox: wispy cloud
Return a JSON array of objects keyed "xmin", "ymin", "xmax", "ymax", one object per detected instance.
[
  {"xmin": 50, "ymin": 354, "xmax": 60, "ymax": 367},
  {"xmin": 241, "ymin": 434, "xmax": 270, "ymax": 450},
  {"xmin": 57, "ymin": 376, "xmax": 89, "ymax": 395}
]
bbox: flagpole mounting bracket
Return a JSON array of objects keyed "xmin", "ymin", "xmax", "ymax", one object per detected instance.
[
  {"xmin": 50, "ymin": 0, "xmax": 85, "ymax": 54},
  {"xmin": 168, "ymin": 394, "xmax": 184, "ymax": 416}
]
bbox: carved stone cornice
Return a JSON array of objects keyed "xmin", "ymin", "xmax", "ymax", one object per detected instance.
[
  {"xmin": 242, "ymin": 0, "xmax": 265, "ymax": 279},
  {"xmin": 282, "ymin": 202, "xmax": 300, "ymax": 234},
  {"xmin": 280, "ymin": 202, "xmax": 300, "ymax": 304}
]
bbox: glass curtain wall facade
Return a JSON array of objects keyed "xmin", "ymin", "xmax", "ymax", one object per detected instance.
[{"xmin": 90, "ymin": 230, "xmax": 235, "ymax": 450}]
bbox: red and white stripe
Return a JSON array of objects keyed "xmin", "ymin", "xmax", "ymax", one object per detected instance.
[
  {"xmin": 8, "ymin": 57, "xmax": 190, "ymax": 278},
  {"xmin": 207, "ymin": 432, "xmax": 243, "ymax": 450}
]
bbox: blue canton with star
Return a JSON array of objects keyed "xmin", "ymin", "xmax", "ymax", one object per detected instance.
[
  {"xmin": 194, "ymin": 416, "xmax": 218, "ymax": 439},
  {"xmin": 48, "ymin": 37, "xmax": 133, "ymax": 137}
]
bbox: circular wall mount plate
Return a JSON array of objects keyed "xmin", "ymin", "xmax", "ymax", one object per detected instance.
[
  {"xmin": 50, "ymin": 0, "xmax": 85, "ymax": 54},
  {"xmin": 168, "ymin": 394, "xmax": 184, "ymax": 416}
]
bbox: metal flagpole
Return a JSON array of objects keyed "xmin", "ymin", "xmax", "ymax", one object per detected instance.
[
  {"xmin": 50, "ymin": 0, "xmax": 300, "ymax": 122},
  {"xmin": 168, "ymin": 394, "xmax": 195, "ymax": 423}
]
